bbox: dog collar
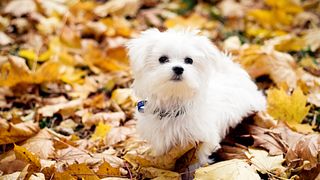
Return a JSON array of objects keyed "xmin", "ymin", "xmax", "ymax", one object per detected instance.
[{"xmin": 137, "ymin": 100, "xmax": 185, "ymax": 119}]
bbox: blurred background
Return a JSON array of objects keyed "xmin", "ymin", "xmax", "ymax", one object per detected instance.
[{"xmin": 0, "ymin": 0, "xmax": 319, "ymax": 179}]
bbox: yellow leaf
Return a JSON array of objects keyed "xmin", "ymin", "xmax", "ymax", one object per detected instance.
[
  {"xmin": 66, "ymin": 163, "xmax": 99, "ymax": 180},
  {"xmin": 246, "ymin": 27, "xmax": 287, "ymax": 38},
  {"xmin": 18, "ymin": 49, "xmax": 37, "ymax": 61},
  {"xmin": 54, "ymin": 171, "xmax": 76, "ymax": 180},
  {"xmin": 96, "ymin": 161, "xmax": 121, "ymax": 178},
  {"xmin": 100, "ymin": 17, "xmax": 132, "ymax": 37},
  {"xmin": 60, "ymin": 66, "xmax": 86, "ymax": 85},
  {"xmin": 91, "ymin": 122, "xmax": 111, "ymax": 141},
  {"xmin": 111, "ymin": 88, "xmax": 133, "ymax": 106},
  {"xmin": 267, "ymin": 87, "xmax": 312, "ymax": 132},
  {"xmin": 275, "ymin": 37, "xmax": 305, "ymax": 52},
  {"xmin": 38, "ymin": 49, "xmax": 52, "ymax": 62},
  {"xmin": 265, "ymin": 0, "xmax": 303, "ymax": 13},
  {"xmin": 14, "ymin": 144, "xmax": 41, "ymax": 171},
  {"xmin": 194, "ymin": 159, "xmax": 260, "ymax": 180},
  {"xmin": 164, "ymin": 13, "xmax": 207, "ymax": 29}
]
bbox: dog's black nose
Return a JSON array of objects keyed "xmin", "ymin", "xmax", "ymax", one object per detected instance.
[{"xmin": 172, "ymin": 66, "xmax": 184, "ymax": 75}]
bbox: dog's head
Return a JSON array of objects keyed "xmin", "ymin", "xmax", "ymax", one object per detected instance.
[{"xmin": 127, "ymin": 28, "xmax": 224, "ymax": 100}]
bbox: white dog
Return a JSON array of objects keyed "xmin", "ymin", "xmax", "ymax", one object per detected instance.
[{"xmin": 127, "ymin": 28, "xmax": 266, "ymax": 164}]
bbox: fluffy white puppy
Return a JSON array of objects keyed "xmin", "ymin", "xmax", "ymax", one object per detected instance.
[{"xmin": 127, "ymin": 28, "xmax": 266, "ymax": 164}]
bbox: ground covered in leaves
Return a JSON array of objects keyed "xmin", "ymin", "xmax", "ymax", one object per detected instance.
[{"xmin": 0, "ymin": 0, "xmax": 320, "ymax": 179}]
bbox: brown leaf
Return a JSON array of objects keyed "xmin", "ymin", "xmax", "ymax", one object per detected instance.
[
  {"xmin": 82, "ymin": 112, "xmax": 125, "ymax": 127},
  {"xmin": 55, "ymin": 145, "xmax": 123, "ymax": 168},
  {"xmin": 0, "ymin": 120, "xmax": 39, "ymax": 145},
  {"xmin": 38, "ymin": 99, "xmax": 82, "ymax": 117},
  {"xmin": 286, "ymin": 134, "xmax": 320, "ymax": 170},
  {"xmin": 4, "ymin": 0, "xmax": 36, "ymax": 17},
  {"xmin": 247, "ymin": 124, "xmax": 287, "ymax": 155},
  {"xmin": 124, "ymin": 142, "xmax": 195, "ymax": 170},
  {"xmin": 21, "ymin": 128, "xmax": 55, "ymax": 159},
  {"xmin": 105, "ymin": 124, "xmax": 136, "ymax": 146}
]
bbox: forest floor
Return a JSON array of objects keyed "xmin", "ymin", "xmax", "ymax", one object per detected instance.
[{"xmin": 0, "ymin": 0, "xmax": 319, "ymax": 179}]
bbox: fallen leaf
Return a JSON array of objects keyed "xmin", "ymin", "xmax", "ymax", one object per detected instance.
[
  {"xmin": 21, "ymin": 128, "xmax": 55, "ymax": 159},
  {"xmin": 96, "ymin": 161, "xmax": 121, "ymax": 178},
  {"xmin": 245, "ymin": 148, "xmax": 286, "ymax": 175},
  {"xmin": 267, "ymin": 87, "xmax": 313, "ymax": 133},
  {"xmin": 304, "ymin": 29, "xmax": 320, "ymax": 52},
  {"xmin": 94, "ymin": 0, "xmax": 141, "ymax": 17},
  {"xmin": 139, "ymin": 167, "xmax": 180, "ymax": 180},
  {"xmin": 164, "ymin": 13, "xmax": 207, "ymax": 29},
  {"xmin": 0, "ymin": 120, "xmax": 39, "ymax": 145},
  {"xmin": 38, "ymin": 99, "xmax": 82, "ymax": 117},
  {"xmin": 235, "ymin": 45, "xmax": 298, "ymax": 89},
  {"xmin": 55, "ymin": 145, "xmax": 123, "ymax": 167},
  {"xmin": 14, "ymin": 144, "xmax": 41, "ymax": 177},
  {"xmin": 66, "ymin": 163, "xmax": 99, "ymax": 180},
  {"xmin": 286, "ymin": 134, "xmax": 320, "ymax": 170},
  {"xmin": 0, "ymin": 172, "xmax": 45, "ymax": 180},
  {"xmin": 124, "ymin": 143, "xmax": 195, "ymax": 170},
  {"xmin": 82, "ymin": 112, "xmax": 125, "ymax": 127},
  {"xmin": 194, "ymin": 159, "xmax": 260, "ymax": 180},
  {"xmin": 90, "ymin": 122, "xmax": 112, "ymax": 141},
  {"xmin": 111, "ymin": 88, "xmax": 134, "ymax": 106},
  {"xmin": 4, "ymin": 0, "xmax": 36, "ymax": 17},
  {"xmin": 0, "ymin": 32, "xmax": 13, "ymax": 46}
]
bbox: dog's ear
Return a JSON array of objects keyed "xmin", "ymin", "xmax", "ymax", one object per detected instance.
[
  {"xmin": 196, "ymin": 36, "xmax": 233, "ymax": 72},
  {"xmin": 126, "ymin": 28, "xmax": 160, "ymax": 75}
]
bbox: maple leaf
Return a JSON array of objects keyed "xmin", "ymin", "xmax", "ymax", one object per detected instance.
[{"xmin": 267, "ymin": 87, "xmax": 312, "ymax": 133}]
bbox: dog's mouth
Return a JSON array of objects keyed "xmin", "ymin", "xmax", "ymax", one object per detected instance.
[{"xmin": 171, "ymin": 75, "xmax": 183, "ymax": 81}]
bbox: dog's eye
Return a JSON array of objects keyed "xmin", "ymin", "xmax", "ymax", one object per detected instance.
[
  {"xmin": 159, "ymin": 56, "xmax": 169, "ymax": 64},
  {"xmin": 184, "ymin": 57, "xmax": 193, "ymax": 64}
]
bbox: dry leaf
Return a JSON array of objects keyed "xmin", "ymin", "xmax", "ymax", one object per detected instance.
[
  {"xmin": 14, "ymin": 144, "xmax": 41, "ymax": 176},
  {"xmin": 194, "ymin": 159, "xmax": 260, "ymax": 180},
  {"xmin": 21, "ymin": 128, "xmax": 55, "ymax": 159},
  {"xmin": 124, "ymin": 143, "xmax": 195, "ymax": 170},
  {"xmin": 267, "ymin": 87, "xmax": 313, "ymax": 133},
  {"xmin": 4, "ymin": 0, "xmax": 36, "ymax": 17},
  {"xmin": 66, "ymin": 163, "xmax": 99, "ymax": 180},
  {"xmin": 38, "ymin": 99, "xmax": 82, "ymax": 117},
  {"xmin": 139, "ymin": 167, "xmax": 180, "ymax": 180},
  {"xmin": 83, "ymin": 112, "xmax": 125, "ymax": 127},
  {"xmin": 304, "ymin": 29, "xmax": 320, "ymax": 52},
  {"xmin": 96, "ymin": 161, "xmax": 121, "ymax": 178},
  {"xmin": 245, "ymin": 148, "xmax": 286, "ymax": 175},
  {"xmin": 0, "ymin": 32, "xmax": 13, "ymax": 46},
  {"xmin": 55, "ymin": 145, "xmax": 123, "ymax": 167},
  {"xmin": 0, "ymin": 120, "xmax": 39, "ymax": 145},
  {"xmin": 0, "ymin": 172, "xmax": 45, "ymax": 180},
  {"xmin": 94, "ymin": 0, "xmax": 141, "ymax": 17},
  {"xmin": 164, "ymin": 13, "xmax": 207, "ymax": 29},
  {"xmin": 286, "ymin": 134, "xmax": 320, "ymax": 170},
  {"xmin": 90, "ymin": 122, "xmax": 112, "ymax": 141}
]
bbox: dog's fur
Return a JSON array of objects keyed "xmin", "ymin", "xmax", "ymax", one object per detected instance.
[{"xmin": 127, "ymin": 28, "xmax": 266, "ymax": 164}]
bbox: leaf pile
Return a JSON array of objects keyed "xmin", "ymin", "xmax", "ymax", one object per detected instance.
[{"xmin": 0, "ymin": 0, "xmax": 320, "ymax": 179}]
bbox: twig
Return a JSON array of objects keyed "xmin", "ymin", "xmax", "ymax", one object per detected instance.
[{"xmin": 124, "ymin": 162, "xmax": 133, "ymax": 180}]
